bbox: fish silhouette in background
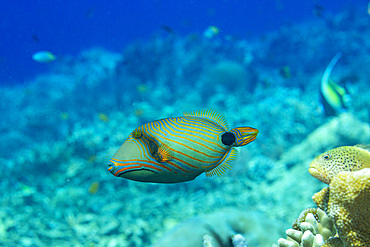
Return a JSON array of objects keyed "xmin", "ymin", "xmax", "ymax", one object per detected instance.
[
  {"xmin": 203, "ymin": 26, "xmax": 219, "ymax": 39},
  {"xmin": 32, "ymin": 51, "xmax": 56, "ymax": 63},
  {"xmin": 108, "ymin": 109, "xmax": 258, "ymax": 183},
  {"xmin": 320, "ymin": 52, "xmax": 350, "ymax": 116}
]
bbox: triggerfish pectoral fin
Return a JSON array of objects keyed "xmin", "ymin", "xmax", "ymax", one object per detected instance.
[
  {"xmin": 156, "ymin": 144, "xmax": 173, "ymax": 162},
  {"xmin": 206, "ymin": 148, "xmax": 238, "ymax": 177},
  {"xmin": 230, "ymin": 127, "xmax": 259, "ymax": 147}
]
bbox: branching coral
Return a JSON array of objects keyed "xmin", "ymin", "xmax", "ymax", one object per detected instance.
[
  {"xmin": 278, "ymin": 208, "xmax": 336, "ymax": 247},
  {"xmin": 313, "ymin": 169, "xmax": 370, "ymax": 246}
]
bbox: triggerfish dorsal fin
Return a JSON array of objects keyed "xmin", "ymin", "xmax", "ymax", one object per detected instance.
[
  {"xmin": 230, "ymin": 127, "xmax": 259, "ymax": 147},
  {"xmin": 183, "ymin": 109, "xmax": 229, "ymax": 130},
  {"xmin": 206, "ymin": 148, "xmax": 238, "ymax": 177}
]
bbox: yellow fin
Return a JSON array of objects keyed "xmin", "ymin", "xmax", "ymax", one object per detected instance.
[
  {"xmin": 183, "ymin": 109, "xmax": 229, "ymax": 130},
  {"xmin": 328, "ymin": 80, "xmax": 346, "ymax": 96},
  {"xmin": 321, "ymin": 52, "xmax": 342, "ymax": 90},
  {"xmin": 355, "ymin": 144, "xmax": 370, "ymax": 154},
  {"xmin": 157, "ymin": 144, "xmax": 173, "ymax": 162},
  {"xmin": 355, "ymin": 144, "xmax": 370, "ymax": 149},
  {"xmin": 206, "ymin": 148, "xmax": 238, "ymax": 177}
]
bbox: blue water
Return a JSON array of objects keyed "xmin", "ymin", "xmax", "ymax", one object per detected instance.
[
  {"xmin": 0, "ymin": 0, "xmax": 366, "ymax": 84},
  {"xmin": 1, "ymin": 1, "xmax": 370, "ymax": 246}
]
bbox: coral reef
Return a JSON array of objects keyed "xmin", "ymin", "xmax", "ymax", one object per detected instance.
[
  {"xmin": 278, "ymin": 113, "xmax": 370, "ymax": 170},
  {"xmin": 231, "ymin": 234, "xmax": 249, "ymax": 247},
  {"xmin": 152, "ymin": 208, "xmax": 282, "ymax": 247},
  {"xmin": 202, "ymin": 233, "xmax": 248, "ymax": 247},
  {"xmin": 203, "ymin": 60, "xmax": 257, "ymax": 93},
  {"xmin": 278, "ymin": 208, "xmax": 336, "ymax": 247},
  {"xmin": 279, "ymin": 143, "xmax": 370, "ymax": 246},
  {"xmin": 313, "ymin": 169, "xmax": 370, "ymax": 246},
  {"xmin": 0, "ymin": 6, "xmax": 369, "ymax": 247},
  {"xmin": 311, "ymin": 187, "xmax": 330, "ymax": 213},
  {"xmin": 252, "ymin": 113, "xmax": 370, "ymax": 225}
]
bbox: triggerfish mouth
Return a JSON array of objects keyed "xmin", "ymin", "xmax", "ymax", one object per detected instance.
[{"xmin": 107, "ymin": 109, "xmax": 258, "ymax": 183}]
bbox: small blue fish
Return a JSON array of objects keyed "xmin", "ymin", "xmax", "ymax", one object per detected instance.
[
  {"xmin": 108, "ymin": 109, "xmax": 258, "ymax": 183},
  {"xmin": 203, "ymin": 26, "xmax": 219, "ymax": 39},
  {"xmin": 32, "ymin": 51, "xmax": 56, "ymax": 63}
]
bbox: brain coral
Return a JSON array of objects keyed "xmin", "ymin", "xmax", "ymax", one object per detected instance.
[{"xmin": 313, "ymin": 168, "xmax": 370, "ymax": 246}]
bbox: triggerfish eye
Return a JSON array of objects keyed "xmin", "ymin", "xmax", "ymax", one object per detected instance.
[
  {"xmin": 132, "ymin": 129, "xmax": 142, "ymax": 139},
  {"xmin": 221, "ymin": 132, "xmax": 235, "ymax": 146}
]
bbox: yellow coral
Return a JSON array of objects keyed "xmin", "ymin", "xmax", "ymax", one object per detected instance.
[
  {"xmin": 328, "ymin": 168, "xmax": 370, "ymax": 246},
  {"xmin": 322, "ymin": 237, "xmax": 345, "ymax": 247},
  {"xmin": 313, "ymin": 169, "xmax": 370, "ymax": 246},
  {"xmin": 312, "ymin": 187, "xmax": 329, "ymax": 213}
]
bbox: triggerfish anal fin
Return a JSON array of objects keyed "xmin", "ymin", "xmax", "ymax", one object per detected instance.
[
  {"xmin": 183, "ymin": 109, "xmax": 229, "ymax": 130},
  {"xmin": 206, "ymin": 148, "xmax": 238, "ymax": 177},
  {"xmin": 230, "ymin": 127, "xmax": 259, "ymax": 147},
  {"xmin": 321, "ymin": 52, "xmax": 349, "ymax": 116}
]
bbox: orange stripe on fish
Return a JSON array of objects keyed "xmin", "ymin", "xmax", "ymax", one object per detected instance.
[
  {"xmin": 159, "ymin": 137, "xmax": 223, "ymax": 161},
  {"xmin": 111, "ymin": 160, "xmax": 173, "ymax": 176},
  {"xmin": 167, "ymin": 160, "xmax": 196, "ymax": 173},
  {"xmin": 111, "ymin": 158, "xmax": 171, "ymax": 170},
  {"xmin": 155, "ymin": 118, "xmax": 227, "ymax": 152},
  {"xmin": 170, "ymin": 118, "xmax": 218, "ymax": 137}
]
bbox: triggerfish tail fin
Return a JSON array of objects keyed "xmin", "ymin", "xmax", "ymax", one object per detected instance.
[{"xmin": 230, "ymin": 127, "xmax": 258, "ymax": 147}]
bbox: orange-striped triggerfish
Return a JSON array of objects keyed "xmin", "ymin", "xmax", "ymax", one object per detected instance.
[{"xmin": 107, "ymin": 109, "xmax": 258, "ymax": 183}]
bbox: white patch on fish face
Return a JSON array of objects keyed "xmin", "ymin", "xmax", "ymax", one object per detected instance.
[{"xmin": 113, "ymin": 138, "xmax": 146, "ymax": 160}]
